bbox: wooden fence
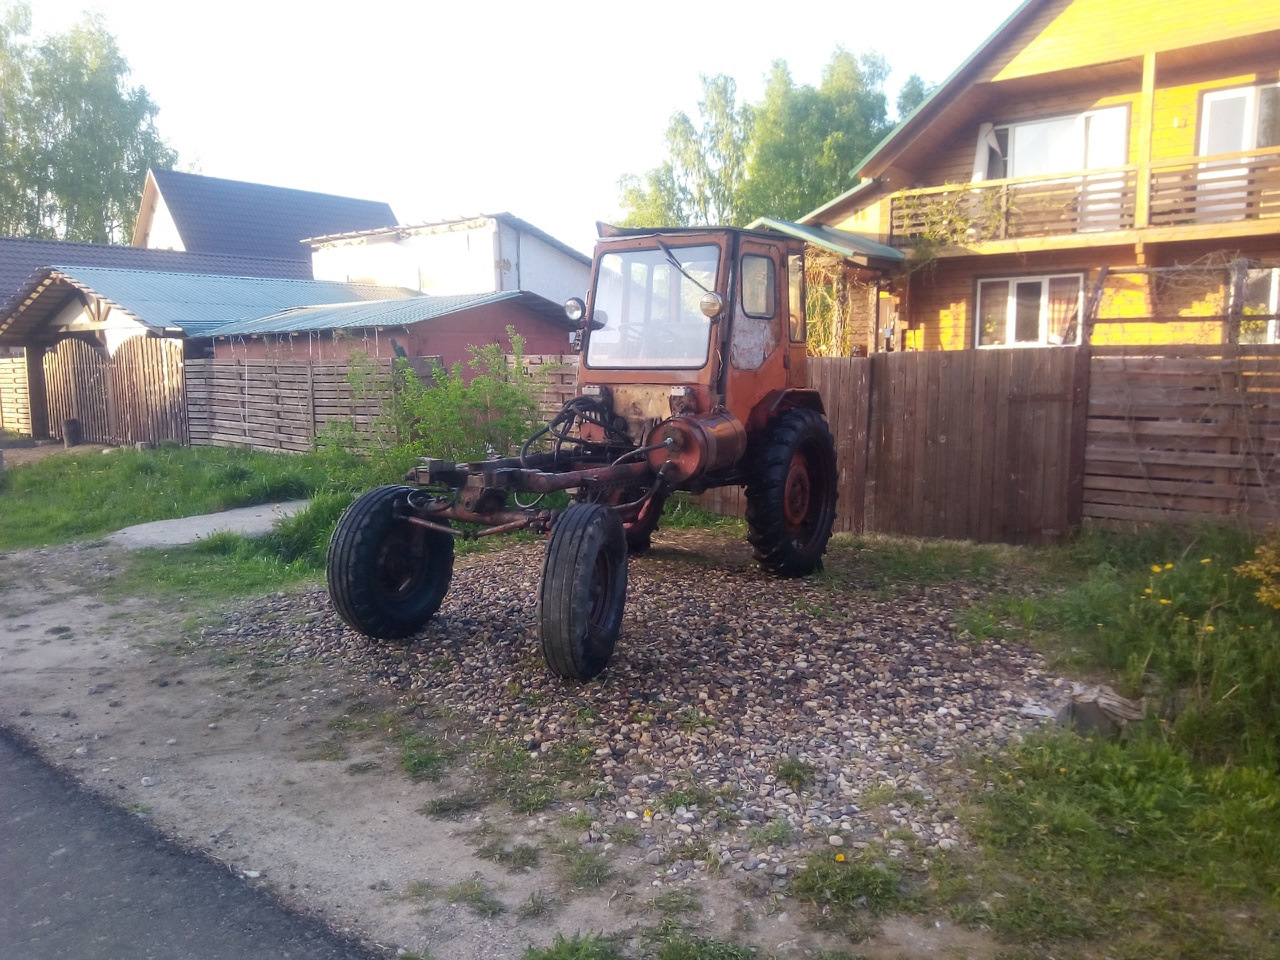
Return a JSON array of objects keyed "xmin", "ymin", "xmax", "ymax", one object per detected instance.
[
  {"xmin": 705, "ymin": 346, "xmax": 1280, "ymax": 544},
  {"xmin": 0, "ymin": 357, "xmax": 30, "ymax": 435},
  {"xmin": 184, "ymin": 354, "xmax": 579, "ymax": 454},
  {"xmin": 1083, "ymin": 344, "xmax": 1280, "ymax": 527},
  {"xmin": 185, "ymin": 357, "xmax": 395, "ymax": 452},
  {"xmin": 9, "ymin": 341, "xmax": 1280, "ymax": 542},
  {"xmin": 703, "ymin": 349, "xmax": 1085, "ymax": 545},
  {"xmin": 43, "ymin": 336, "xmax": 187, "ymax": 445}
]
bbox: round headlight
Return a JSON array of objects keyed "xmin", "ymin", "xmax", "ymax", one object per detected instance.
[
  {"xmin": 564, "ymin": 297, "xmax": 586, "ymax": 322},
  {"xmin": 699, "ymin": 292, "xmax": 724, "ymax": 318}
]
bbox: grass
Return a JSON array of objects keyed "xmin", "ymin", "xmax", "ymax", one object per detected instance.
[
  {"xmin": 746, "ymin": 818, "xmax": 793, "ymax": 848},
  {"xmin": 397, "ymin": 732, "xmax": 450, "ymax": 782},
  {"xmin": 775, "ymin": 756, "xmax": 814, "ymax": 791},
  {"xmin": 443, "ymin": 874, "xmax": 504, "ymax": 917},
  {"xmin": 477, "ymin": 836, "xmax": 541, "ymax": 871},
  {"xmin": 912, "ymin": 523, "xmax": 1280, "ymax": 958},
  {"xmin": 556, "ymin": 843, "xmax": 613, "ymax": 890},
  {"xmin": 0, "ymin": 445, "xmax": 335, "ymax": 550},
  {"xmin": 524, "ymin": 933, "xmax": 624, "ymax": 960}
]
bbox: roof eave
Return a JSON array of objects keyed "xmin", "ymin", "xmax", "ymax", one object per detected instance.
[{"xmin": 798, "ymin": 0, "xmax": 1046, "ymax": 224}]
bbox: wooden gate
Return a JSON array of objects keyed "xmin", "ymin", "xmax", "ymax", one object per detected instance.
[{"xmin": 43, "ymin": 335, "xmax": 187, "ymax": 445}]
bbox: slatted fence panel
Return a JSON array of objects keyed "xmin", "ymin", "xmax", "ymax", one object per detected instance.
[
  {"xmin": 860, "ymin": 348, "xmax": 1082, "ymax": 544},
  {"xmin": 44, "ymin": 339, "xmax": 110, "ymax": 443},
  {"xmin": 1084, "ymin": 344, "xmax": 1280, "ymax": 527},
  {"xmin": 0, "ymin": 357, "xmax": 30, "ymax": 435},
  {"xmin": 185, "ymin": 358, "xmax": 395, "ymax": 452}
]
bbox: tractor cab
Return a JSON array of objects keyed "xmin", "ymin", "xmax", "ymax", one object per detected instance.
[{"xmin": 568, "ymin": 225, "xmax": 813, "ymax": 453}]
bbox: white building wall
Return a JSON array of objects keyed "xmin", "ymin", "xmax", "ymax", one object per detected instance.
[
  {"xmin": 143, "ymin": 200, "xmax": 185, "ymax": 251},
  {"xmin": 495, "ymin": 221, "xmax": 591, "ymax": 305},
  {"xmin": 311, "ymin": 218, "xmax": 590, "ymax": 306},
  {"xmin": 311, "ymin": 223, "xmax": 497, "ymax": 295}
]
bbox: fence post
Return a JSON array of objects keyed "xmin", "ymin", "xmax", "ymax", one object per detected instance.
[{"xmin": 1065, "ymin": 344, "xmax": 1092, "ymax": 532}]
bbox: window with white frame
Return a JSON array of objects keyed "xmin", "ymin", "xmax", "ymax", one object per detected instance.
[
  {"xmin": 1239, "ymin": 267, "xmax": 1280, "ymax": 345},
  {"xmin": 972, "ymin": 106, "xmax": 1129, "ymax": 181},
  {"xmin": 1201, "ymin": 84, "xmax": 1280, "ymax": 155},
  {"xmin": 976, "ymin": 274, "xmax": 1084, "ymax": 347}
]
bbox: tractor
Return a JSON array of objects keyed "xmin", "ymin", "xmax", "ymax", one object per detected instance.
[{"xmin": 326, "ymin": 223, "xmax": 838, "ymax": 681}]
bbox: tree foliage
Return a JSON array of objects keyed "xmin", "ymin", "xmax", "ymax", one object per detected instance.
[
  {"xmin": 0, "ymin": 2, "xmax": 175, "ymax": 242},
  {"xmin": 619, "ymin": 76, "xmax": 752, "ymax": 228},
  {"xmin": 619, "ymin": 48, "xmax": 908, "ymax": 227}
]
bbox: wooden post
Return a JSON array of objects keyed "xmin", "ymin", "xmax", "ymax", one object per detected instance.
[{"xmin": 1065, "ymin": 344, "xmax": 1092, "ymax": 532}]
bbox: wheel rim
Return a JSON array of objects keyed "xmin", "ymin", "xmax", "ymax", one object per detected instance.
[
  {"xmin": 587, "ymin": 552, "xmax": 614, "ymax": 632},
  {"xmin": 783, "ymin": 451, "xmax": 813, "ymax": 531},
  {"xmin": 375, "ymin": 525, "xmax": 425, "ymax": 605}
]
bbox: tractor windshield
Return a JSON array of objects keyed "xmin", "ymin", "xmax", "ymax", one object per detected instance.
[{"xmin": 585, "ymin": 244, "xmax": 719, "ymax": 369}]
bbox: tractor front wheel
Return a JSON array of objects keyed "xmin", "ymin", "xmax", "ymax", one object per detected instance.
[
  {"xmin": 745, "ymin": 409, "xmax": 838, "ymax": 576},
  {"xmin": 538, "ymin": 503, "xmax": 629, "ymax": 681},
  {"xmin": 327, "ymin": 485, "xmax": 454, "ymax": 639}
]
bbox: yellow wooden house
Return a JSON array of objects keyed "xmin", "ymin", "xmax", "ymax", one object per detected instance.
[{"xmin": 802, "ymin": 0, "xmax": 1280, "ymax": 351}]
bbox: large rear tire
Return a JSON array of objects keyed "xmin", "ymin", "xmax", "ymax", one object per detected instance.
[
  {"xmin": 745, "ymin": 408, "xmax": 838, "ymax": 576},
  {"xmin": 538, "ymin": 503, "xmax": 628, "ymax": 681},
  {"xmin": 327, "ymin": 485, "xmax": 454, "ymax": 639}
]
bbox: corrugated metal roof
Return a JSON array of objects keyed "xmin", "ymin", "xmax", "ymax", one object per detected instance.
[
  {"xmin": 0, "ymin": 237, "xmax": 312, "ymax": 322},
  {"xmin": 147, "ymin": 169, "xmax": 398, "ymax": 261},
  {"xmin": 0, "ymin": 267, "xmax": 418, "ymax": 342},
  {"xmin": 749, "ymin": 218, "xmax": 904, "ymax": 269},
  {"xmin": 207, "ymin": 291, "xmax": 528, "ymax": 336}
]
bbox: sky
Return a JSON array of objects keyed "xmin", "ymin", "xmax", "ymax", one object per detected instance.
[{"xmin": 27, "ymin": 0, "xmax": 1024, "ymax": 254}]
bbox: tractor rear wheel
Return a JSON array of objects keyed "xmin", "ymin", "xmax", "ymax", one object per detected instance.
[
  {"xmin": 327, "ymin": 485, "xmax": 454, "ymax": 639},
  {"xmin": 538, "ymin": 503, "xmax": 628, "ymax": 681},
  {"xmin": 745, "ymin": 408, "xmax": 838, "ymax": 576}
]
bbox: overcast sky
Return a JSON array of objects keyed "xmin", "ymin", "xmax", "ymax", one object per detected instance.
[{"xmin": 28, "ymin": 0, "xmax": 1022, "ymax": 253}]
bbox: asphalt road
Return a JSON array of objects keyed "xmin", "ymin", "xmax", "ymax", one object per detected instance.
[{"xmin": 0, "ymin": 727, "xmax": 384, "ymax": 960}]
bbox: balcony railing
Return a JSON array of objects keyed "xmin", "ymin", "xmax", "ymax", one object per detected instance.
[
  {"xmin": 1148, "ymin": 146, "xmax": 1280, "ymax": 227},
  {"xmin": 889, "ymin": 147, "xmax": 1280, "ymax": 247}
]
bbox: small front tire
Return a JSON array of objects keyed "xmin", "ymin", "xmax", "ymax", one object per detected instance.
[
  {"xmin": 538, "ymin": 503, "xmax": 629, "ymax": 681},
  {"xmin": 327, "ymin": 485, "xmax": 454, "ymax": 640}
]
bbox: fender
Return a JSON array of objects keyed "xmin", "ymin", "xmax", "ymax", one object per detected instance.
[{"xmin": 745, "ymin": 388, "xmax": 827, "ymax": 435}]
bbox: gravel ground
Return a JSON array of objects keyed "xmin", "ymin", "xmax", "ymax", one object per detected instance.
[{"xmin": 210, "ymin": 531, "xmax": 1065, "ymax": 886}]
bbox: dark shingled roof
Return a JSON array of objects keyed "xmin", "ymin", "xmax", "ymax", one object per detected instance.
[
  {"xmin": 0, "ymin": 236, "xmax": 312, "ymax": 323},
  {"xmin": 148, "ymin": 169, "xmax": 397, "ymax": 261}
]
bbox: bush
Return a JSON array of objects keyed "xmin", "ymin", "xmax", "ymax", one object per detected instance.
[{"xmin": 322, "ymin": 327, "xmax": 548, "ymax": 478}]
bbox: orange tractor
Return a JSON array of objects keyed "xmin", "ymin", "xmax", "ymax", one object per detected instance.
[{"xmin": 327, "ymin": 224, "xmax": 838, "ymax": 680}]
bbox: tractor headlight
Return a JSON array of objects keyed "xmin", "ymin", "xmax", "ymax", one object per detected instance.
[
  {"xmin": 699, "ymin": 292, "xmax": 724, "ymax": 318},
  {"xmin": 564, "ymin": 297, "xmax": 586, "ymax": 322}
]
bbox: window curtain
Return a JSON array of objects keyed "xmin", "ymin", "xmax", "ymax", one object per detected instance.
[{"xmin": 1047, "ymin": 276, "xmax": 1081, "ymax": 344}]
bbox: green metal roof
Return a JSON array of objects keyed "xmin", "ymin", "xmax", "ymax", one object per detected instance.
[
  {"xmin": 749, "ymin": 218, "xmax": 904, "ymax": 269},
  {"xmin": 38, "ymin": 267, "xmax": 417, "ymax": 338},
  {"xmin": 207, "ymin": 291, "xmax": 557, "ymax": 337}
]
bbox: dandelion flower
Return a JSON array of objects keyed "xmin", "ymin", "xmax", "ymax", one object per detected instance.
[
  {"xmin": 1201, "ymin": 558, "xmax": 1212, "ymax": 564},
  {"xmin": 1143, "ymin": 588, "xmax": 1153, "ymax": 594},
  {"xmin": 1205, "ymin": 625, "xmax": 1215, "ymax": 632},
  {"xmin": 1151, "ymin": 564, "xmax": 1162, "ymax": 573},
  {"xmin": 1164, "ymin": 563, "xmax": 1174, "ymax": 569},
  {"xmin": 835, "ymin": 853, "xmax": 846, "ymax": 862},
  {"xmin": 1159, "ymin": 598, "xmax": 1172, "ymax": 605}
]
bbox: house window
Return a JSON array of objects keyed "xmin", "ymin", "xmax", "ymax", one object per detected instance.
[
  {"xmin": 976, "ymin": 274, "xmax": 1083, "ymax": 347},
  {"xmin": 973, "ymin": 106, "xmax": 1128, "ymax": 181},
  {"xmin": 1201, "ymin": 84, "xmax": 1280, "ymax": 155},
  {"xmin": 1239, "ymin": 267, "xmax": 1280, "ymax": 344}
]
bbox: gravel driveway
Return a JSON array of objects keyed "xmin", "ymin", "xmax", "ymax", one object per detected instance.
[{"xmin": 213, "ymin": 531, "xmax": 1064, "ymax": 883}]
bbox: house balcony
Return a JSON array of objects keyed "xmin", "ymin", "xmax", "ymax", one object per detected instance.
[{"xmin": 889, "ymin": 146, "xmax": 1280, "ymax": 251}]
